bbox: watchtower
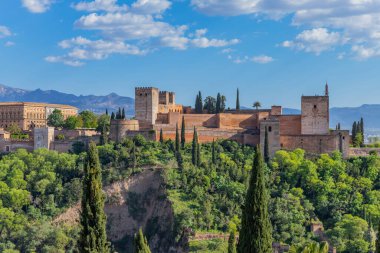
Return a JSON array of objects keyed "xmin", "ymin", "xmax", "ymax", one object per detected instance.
[
  {"xmin": 301, "ymin": 86, "xmax": 329, "ymax": 135},
  {"xmin": 135, "ymin": 87, "xmax": 159, "ymax": 126}
]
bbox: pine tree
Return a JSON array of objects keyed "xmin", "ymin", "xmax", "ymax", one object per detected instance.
[
  {"xmin": 216, "ymin": 93, "xmax": 221, "ymax": 113},
  {"xmin": 111, "ymin": 112, "xmax": 115, "ymax": 120},
  {"xmin": 228, "ymin": 231, "xmax": 237, "ymax": 253},
  {"xmin": 264, "ymin": 126, "xmax": 269, "ymax": 163},
  {"xmin": 122, "ymin": 108, "xmax": 126, "ymax": 119},
  {"xmin": 175, "ymin": 123, "xmax": 180, "ymax": 152},
  {"xmin": 212, "ymin": 139, "xmax": 216, "ymax": 165},
  {"xmin": 192, "ymin": 127, "xmax": 198, "ymax": 166},
  {"xmin": 181, "ymin": 116, "xmax": 186, "ymax": 149},
  {"xmin": 238, "ymin": 146, "xmax": 272, "ymax": 253},
  {"xmin": 236, "ymin": 88, "xmax": 240, "ymax": 111},
  {"xmin": 159, "ymin": 128, "xmax": 164, "ymax": 143},
  {"xmin": 134, "ymin": 228, "xmax": 151, "ymax": 253},
  {"xmin": 79, "ymin": 142, "xmax": 110, "ymax": 253}
]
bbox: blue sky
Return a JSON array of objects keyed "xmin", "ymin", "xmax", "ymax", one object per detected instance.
[{"xmin": 1, "ymin": 0, "xmax": 380, "ymax": 109}]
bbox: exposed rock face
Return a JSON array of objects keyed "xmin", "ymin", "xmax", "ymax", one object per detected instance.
[
  {"xmin": 105, "ymin": 168, "xmax": 185, "ymax": 253},
  {"xmin": 54, "ymin": 168, "xmax": 186, "ymax": 253}
]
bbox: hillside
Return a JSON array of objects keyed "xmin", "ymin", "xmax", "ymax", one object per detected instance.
[{"xmin": 0, "ymin": 84, "xmax": 134, "ymax": 115}]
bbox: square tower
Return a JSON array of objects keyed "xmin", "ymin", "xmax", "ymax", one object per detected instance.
[
  {"xmin": 301, "ymin": 95, "xmax": 329, "ymax": 135},
  {"xmin": 135, "ymin": 87, "xmax": 159, "ymax": 125}
]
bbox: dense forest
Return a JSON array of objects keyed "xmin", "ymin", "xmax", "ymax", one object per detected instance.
[{"xmin": 0, "ymin": 135, "xmax": 380, "ymax": 252}]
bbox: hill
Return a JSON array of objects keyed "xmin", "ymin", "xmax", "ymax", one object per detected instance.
[{"xmin": 0, "ymin": 84, "xmax": 134, "ymax": 115}]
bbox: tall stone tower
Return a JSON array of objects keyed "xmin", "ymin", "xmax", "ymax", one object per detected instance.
[
  {"xmin": 301, "ymin": 86, "xmax": 330, "ymax": 135},
  {"xmin": 135, "ymin": 87, "xmax": 159, "ymax": 127}
]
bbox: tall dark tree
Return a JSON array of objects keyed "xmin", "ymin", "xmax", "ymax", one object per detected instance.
[
  {"xmin": 221, "ymin": 95, "xmax": 226, "ymax": 112},
  {"xmin": 361, "ymin": 117, "xmax": 365, "ymax": 140},
  {"xmin": 228, "ymin": 230, "xmax": 237, "ymax": 253},
  {"xmin": 197, "ymin": 140, "xmax": 201, "ymax": 166},
  {"xmin": 111, "ymin": 112, "xmax": 115, "ymax": 120},
  {"xmin": 105, "ymin": 109, "xmax": 108, "ymax": 115},
  {"xmin": 264, "ymin": 126, "xmax": 269, "ymax": 163},
  {"xmin": 181, "ymin": 116, "xmax": 186, "ymax": 149},
  {"xmin": 192, "ymin": 127, "xmax": 198, "ymax": 166},
  {"xmin": 175, "ymin": 123, "xmax": 180, "ymax": 151},
  {"xmin": 100, "ymin": 124, "xmax": 108, "ymax": 145},
  {"xmin": 117, "ymin": 107, "xmax": 122, "ymax": 119},
  {"xmin": 122, "ymin": 108, "xmax": 126, "ymax": 119},
  {"xmin": 134, "ymin": 228, "xmax": 151, "ymax": 253},
  {"xmin": 195, "ymin": 94, "xmax": 199, "ymax": 113},
  {"xmin": 195, "ymin": 91, "xmax": 203, "ymax": 113},
  {"xmin": 352, "ymin": 121, "xmax": 357, "ymax": 145},
  {"xmin": 238, "ymin": 146, "xmax": 272, "ymax": 253},
  {"xmin": 159, "ymin": 128, "xmax": 164, "ymax": 143},
  {"xmin": 79, "ymin": 142, "xmax": 110, "ymax": 253},
  {"xmin": 216, "ymin": 93, "xmax": 221, "ymax": 113},
  {"xmin": 176, "ymin": 151, "xmax": 183, "ymax": 170},
  {"xmin": 212, "ymin": 139, "xmax": 216, "ymax": 165},
  {"xmin": 236, "ymin": 88, "xmax": 240, "ymax": 111}
]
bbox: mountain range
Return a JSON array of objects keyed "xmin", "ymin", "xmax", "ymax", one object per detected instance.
[{"xmin": 1, "ymin": 84, "xmax": 379, "ymax": 134}]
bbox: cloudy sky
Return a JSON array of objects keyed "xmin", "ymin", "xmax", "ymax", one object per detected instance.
[{"xmin": 1, "ymin": 0, "xmax": 380, "ymax": 108}]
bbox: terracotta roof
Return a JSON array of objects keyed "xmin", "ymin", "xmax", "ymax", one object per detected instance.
[{"xmin": 0, "ymin": 102, "xmax": 78, "ymax": 109}]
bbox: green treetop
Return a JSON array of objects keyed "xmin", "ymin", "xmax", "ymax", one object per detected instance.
[
  {"xmin": 181, "ymin": 116, "xmax": 186, "ymax": 148},
  {"xmin": 134, "ymin": 228, "xmax": 151, "ymax": 253},
  {"xmin": 47, "ymin": 109, "xmax": 64, "ymax": 128}
]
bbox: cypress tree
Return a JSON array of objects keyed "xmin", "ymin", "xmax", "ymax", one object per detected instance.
[
  {"xmin": 176, "ymin": 151, "xmax": 183, "ymax": 170},
  {"xmin": 352, "ymin": 121, "xmax": 357, "ymax": 145},
  {"xmin": 79, "ymin": 142, "xmax": 110, "ymax": 253},
  {"xmin": 105, "ymin": 109, "xmax": 108, "ymax": 115},
  {"xmin": 117, "ymin": 107, "xmax": 122, "ymax": 119},
  {"xmin": 212, "ymin": 139, "xmax": 216, "ymax": 165},
  {"xmin": 361, "ymin": 117, "xmax": 365, "ymax": 140},
  {"xmin": 131, "ymin": 142, "xmax": 137, "ymax": 169},
  {"xmin": 216, "ymin": 93, "xmax": 221, "ymax": 113},
  {"xmin": 238, "ymin": 146, "xmax": 272, "ymax": 253},
  {"xmin": 198, "ymin": 91, "xmax": 203, "ymax": 113},
  {"xmin": 197, "ymin": 140, "xmax": 201, "ymax": 166},
  {"xmin": 111, "ymin": 112, "xmax": 115, "ymax": 120},
  {"xmin": 134, "ymin": 228, "xmax": 151, "ymax": 253},
  {"xmin": 236, "ymin": 88, "xmax": 240, "ymax": 111},
  {"xmin": 175, "ymin": 123, "xmax": 180, "ymax": 152},
  {"xmin": 100, "ymin": 125, "xmax": 108, "ymax": 145},
  {"xmin": 159, "ymin": 129, "xmax": 164, "ymax": 143},
  {"xmin": 122, "ymin": 108, "xmax": 126, "ymax": 119},
  {"xmin": 195, "ymin": 94, "xmax": 199, "ymax": 113},
  {"xmin": 264, "ymin": 126, "xmax": 269, "ymax": 163},
  {"xmin": 181, "ymin": 116, "xmax": 186, "ymax": 149},
  {"xmin": 228, "ymin": 230, "xmax": 237, "ymax": 253},
  {"xmin": 192, "ymin": 127, "xmax": 198, "ymax": 166}
]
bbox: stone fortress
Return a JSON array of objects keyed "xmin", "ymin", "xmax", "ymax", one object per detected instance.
[{"xmin": 111, "ymin": 84, "xmax": 351, "ymax": 158}]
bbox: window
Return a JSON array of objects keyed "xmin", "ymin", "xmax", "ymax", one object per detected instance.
[
  {"xmin": 314, "ymin": 105, "xmax": 317, "ymax": 109},
  {"xmin": 268, "ymin": 126, "xmax": 272, "ymax": 132}
]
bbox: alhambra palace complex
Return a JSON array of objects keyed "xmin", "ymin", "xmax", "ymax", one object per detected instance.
[
  {"xmin": 0, "ymin": 84, "xmax": 357, "ymax": 157},
  {"xmin": 110, "ymin": 84, "xmax": 350, "ymax": 157}
]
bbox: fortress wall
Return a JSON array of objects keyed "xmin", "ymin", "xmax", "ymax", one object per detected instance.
[
  {"xmin": 279, "ymin": 115, "xmax": 302, "ymax": 135},
  {"xmin": 156, "ymin": 113, "xmax": 169, "ymax": 124},
  {"xmin": 280, "ymin": 134, "xmax": 347, "ymax": 157},
  {"xmin": 181, "ymin": 114, "xmax": 218, "ymax": 128},
  {"xmin": 158, "ymin": 104, "xmax": 183, "ymax": 114},
  {"xmin": 218, "ymin": 113, "xmax": 258, "ymax": 129},
  {"xmin": 301, "ymin": 96, "xmax": 329, "ymax": 135}
]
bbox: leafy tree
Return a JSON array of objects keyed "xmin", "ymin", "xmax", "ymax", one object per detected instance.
[
  {"xmin": 236, "ymin": 88, "xmax": 240, "ymax": 111},
  {"xmin": 204, "ymin": 96, "xmax": 216, "ymax": 114},
  {"xmin": 253, "ymin": 101, "xmax": 262, "ymax": 111},
  {"xmin": 79, "ymin": 111, "xmax": 97, "ymax": 129},
  {"xmin": 96, "ymin": 114, "xmax": 110, "ymax": 133},
  {"xmin": 181, "ymin": 116, "xmax": 185, "ymax": 148},
  {"xmin": 47, "ymin": 109, "xmax": 64, "ymax": 128},
  {"xmin": 264, "ymin": 126, "xmax": 269, "ymax": 163},
  {"xmin": 6, "ymin": 123, "xmax": 22, "ymax": 135},
  {"xmin": 228, "ymin": 230, "xmax": 237, "ymax": 253},
  {"xmin": 238, "ymin": 146, "xmax": 272, "ymax": 253},
  {"xmin": 64, "ymin": 116, "xmax": 83, "ymax": 129},
  {"xmin": 375, "ymin": 221, "xmax": 380, "ymax": 253},
  {"xmin": 131, "ymin": 142, "xmax": 137, "ymax": 169},
  {"xmin": 175, "ymin": 123, "xmax": 180, "ymax": 152},
  {"xmin": 197, "ymin": 139, "xmax": 201, "ymax": 166},
  {"xmin": 212, "ymin": 139, "xmax": 216, "ymax": 164},
  {"xmin": 79, "ymin": 142, "xmax": 109, "ymax": 253},
  {"xmin": 134, "ymin": 228, "xmax": 151, "ymax": 253},
  {"xmin": 290, "ymin": 242, "xmax": 329, "ymax": 253}
]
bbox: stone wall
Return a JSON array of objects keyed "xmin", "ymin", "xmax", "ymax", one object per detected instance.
[
  {"xmin": 279, "ymin": 115, "xmax": 302, "ymax": 135},
  {"xmin": 260, "ymin": 120, "xmax": 281, "ymax": 157},
  {"xmin": 349, "ymin": 148, "xmax": 380, "ymax": 157},
  {"xmin": 135, "ymin": 87, "xmax": 159, "ymax": 125},
  {"xmin": 301, "ymin": 96, "xmax": 329, "ymax": 135},
  {"xmin": 109, "ymin": 119, "xmax": 139, "ymax": 143},
  {"xmin": 0, "ymin": 139, "xmax": 34, "ymax": 153},
  {"xmin": 218, "ymin": 113, "xmax": 258, "ymax": 129}
]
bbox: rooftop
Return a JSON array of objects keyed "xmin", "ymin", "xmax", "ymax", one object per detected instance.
[{"xmin": 0, "ymin": 102, "xmax": 78, "ymax": 109}]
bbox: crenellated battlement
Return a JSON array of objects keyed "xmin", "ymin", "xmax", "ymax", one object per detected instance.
[{"xmin": 135, "ymin": 87, "xmax": 159, "ymax": 93}]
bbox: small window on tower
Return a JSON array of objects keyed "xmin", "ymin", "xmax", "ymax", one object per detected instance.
[
  {"xmin": 314, "ymin": 105, "xmax": 317, "ymax": 109},
  {"xmin": 268, "ymin": 126, "xmax": 272, "ymax": 132}
]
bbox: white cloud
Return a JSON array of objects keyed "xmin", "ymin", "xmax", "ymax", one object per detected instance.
[
  {"xmin": 4, "ymin": 41, "xmax": 15, "ymax": 47},
  {"xmin": 251, "ymin": 55, "xmax": 274, "ymax": 63},
  {"xmin": 0, "ymin": 26, "xmax": 12, "ymax": 38},
  {"xmin": 282, "ymin": 28, "xmax": 346, "ymax": 55},
  {"xmin": 22, "ymin": 0, "xmax": 54, "ymax": 13},
  {"xmin": 191, "ymin": 29, "xmax": 239, "ymax": 48},
  {"xmin": 73, "ymin": 0, "xmax": 128, "ymax": 13},
  {"xmin": 45, "ymin": 56, "xmax": 85, "ymax": 67},
  {"xmin": 131, "ymin": 0, "xmax": 171, "ymax": 14},
  {"xmin": 191, "ymin": 0, "xmax": 380, "ymax": 59}
]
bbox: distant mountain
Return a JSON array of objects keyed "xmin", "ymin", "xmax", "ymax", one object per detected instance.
[{"xmin": 0, "ymin": 84, "xmax": 134, "ymax": 115}]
